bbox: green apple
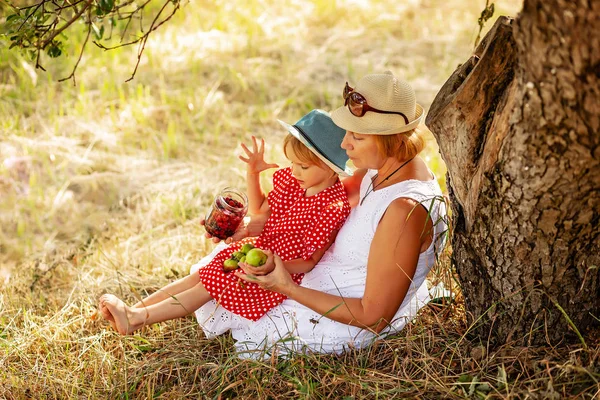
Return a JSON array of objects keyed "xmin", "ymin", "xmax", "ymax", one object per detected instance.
[
  {"xmin": 245, "ymin": 248, "xmax": 267, "ymax": 267},
  {"xmin": 231, "ymin": 251, "xmax": 245, "ymax": 261},
  {"xmin": 239, "ymin": 256, "xmax": 246, "ymax": 264},
  {"xmin": 223, "ymin": 258, "xmax": 239, "ymax": 272},
  {"xmin": 240, "ymin": 243, "xmax": 255, "ymax": 254}
]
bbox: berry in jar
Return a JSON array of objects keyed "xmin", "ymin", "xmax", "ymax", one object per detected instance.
[{"xmin": 204, "ymin": 188, "xmax": 248, "ymax": 240}]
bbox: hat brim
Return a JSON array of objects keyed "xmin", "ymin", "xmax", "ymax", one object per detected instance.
[
  {"xmin": 331, "ymin": 104, "xmax": 424, "ymax": 135},
  {"xmin": 278, "ymin": 120, "xmax": 352, "ymax": 177}
]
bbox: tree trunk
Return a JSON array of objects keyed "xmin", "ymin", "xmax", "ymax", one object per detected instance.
[{"xmin": 426, "ymin": 1, "xmax": 600, "ymax": 345}]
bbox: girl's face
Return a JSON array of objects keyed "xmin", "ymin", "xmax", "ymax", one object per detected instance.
[
  {"xmin": 341, "ymin": 131, "xmax": 382, "ymax": 169},
  {"xmin": 285, "ymin": 144, "xmax": 335, "ymax": 192}
]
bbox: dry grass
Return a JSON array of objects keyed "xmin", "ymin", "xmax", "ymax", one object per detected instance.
[{"xmin": 1, "ymin": 0, "xmax": 599, "ymax": 398}]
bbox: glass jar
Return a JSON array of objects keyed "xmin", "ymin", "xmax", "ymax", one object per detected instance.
[{"xmin": 204, "ymin": 187, "xmax": 248, "ymax": 240}]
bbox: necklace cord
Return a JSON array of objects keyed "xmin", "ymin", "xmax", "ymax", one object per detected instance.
[{"xmin": 360, "ymin": 158, "xmax": 414, "ymax": 206}]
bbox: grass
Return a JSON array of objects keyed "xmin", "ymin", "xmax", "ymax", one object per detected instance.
[{"xmin": 1, "ymin": 0, "xmax": 599, "ymax": 398}]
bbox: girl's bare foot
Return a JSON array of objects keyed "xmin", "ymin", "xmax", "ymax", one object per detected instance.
[
  {"xmin": 98, "ymin": 298, "xmax": 117, "ymax": 331},
  {"xmin": 100, "ymin": 294, "xmax": 146, "ymax": 335}
]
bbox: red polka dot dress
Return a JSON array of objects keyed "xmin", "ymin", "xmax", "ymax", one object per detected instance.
[{"xmin": 198, "ymin": 167, "xmax": 351, "ymax": 321}]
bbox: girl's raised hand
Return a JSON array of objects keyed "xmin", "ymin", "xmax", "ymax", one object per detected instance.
[{"xmin": 239, "ymin": 136, "xmax": 279, "ymax": 175}]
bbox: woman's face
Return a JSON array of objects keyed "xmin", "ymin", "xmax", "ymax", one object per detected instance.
[{"xmin": 341, "ymin": 131, "xmax": 382, "ymax": 169}]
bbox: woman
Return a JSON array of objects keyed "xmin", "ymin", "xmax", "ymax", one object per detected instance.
[{"xmin": 192, "ymin": 71, "xmax": 447, "ymax": 359}]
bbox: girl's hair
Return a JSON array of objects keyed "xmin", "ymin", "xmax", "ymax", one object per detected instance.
[
  {"xmin": 373, "ymin": 128, "xmax": 425, "ymax": 161},
  {"xmin": 283, "ymin": 134, "xmax": 328, "ymax": 168}
]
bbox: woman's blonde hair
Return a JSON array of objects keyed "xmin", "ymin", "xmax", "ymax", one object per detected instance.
[
  {"xmin": 283, "ymin": 134, "xmax": 330, "ymax": 169},
  {"xmin": 373, "ymin": 128, "xmax": 425, "ymax": 161}
]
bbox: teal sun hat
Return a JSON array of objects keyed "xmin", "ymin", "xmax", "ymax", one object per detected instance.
[{"xmin": 278, "ymin": 109, "xmax": 353, "ymax": 177}]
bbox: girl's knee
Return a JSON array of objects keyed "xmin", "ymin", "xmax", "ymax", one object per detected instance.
[{"xmin": 185, "ymin": 271, "xmax": 201, "ymax": 285}]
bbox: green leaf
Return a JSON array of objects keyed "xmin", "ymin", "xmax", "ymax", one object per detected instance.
[
  {"xmin": 92, "ymin": 23, "xmax": 103, "ymax": 40},
  {"xmin": 47, "ymin": 43, "xmax": 62, "ymax": 58},
  {"xmin": 97, "ymin": 0, "xmax": 114, "ymax": 15},
  {"xmin": 476, "ymin": 383, "xmax": 492, "ymax": 393}
]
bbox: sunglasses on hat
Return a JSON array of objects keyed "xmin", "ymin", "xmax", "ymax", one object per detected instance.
[{"xmin": 343, "ymin": 82, "xmax": 409, "ymax": 125}]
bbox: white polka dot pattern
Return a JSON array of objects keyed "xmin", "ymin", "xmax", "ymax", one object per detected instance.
[{"xmin": 198, "ymin": 167, "xmax": 351, "ymax": 321}]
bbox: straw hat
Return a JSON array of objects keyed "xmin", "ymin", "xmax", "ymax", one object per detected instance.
[
  {"xmin": 278, "ymin": 109, "xmax": 353, "ymax": 177},
  {"xmin": 331, "ymin": 71, "xmax": 424, "ymax": 135}
]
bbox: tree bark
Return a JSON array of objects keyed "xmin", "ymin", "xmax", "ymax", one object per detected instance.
[{"xmin": 426, "ymin": 1, "xmax": 600, "ymax": 345}]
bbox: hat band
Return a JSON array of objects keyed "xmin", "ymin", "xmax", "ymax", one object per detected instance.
[{"xmin": 343, "ymin": 82, "xmax": 410, "ymax": 124}]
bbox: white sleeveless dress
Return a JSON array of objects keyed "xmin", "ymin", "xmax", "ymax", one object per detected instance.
[{"xmin": 191, "ymin": 170, "xmax": 447, "ymax": 359}]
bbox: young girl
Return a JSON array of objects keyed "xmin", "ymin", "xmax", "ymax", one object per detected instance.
[{"xmin": 99, "ymin": 109, "xmax": 352, "ymax": 334}]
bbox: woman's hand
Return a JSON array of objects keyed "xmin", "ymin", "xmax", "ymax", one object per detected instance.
[
  {"xmin": 235, "ymin": 251, "xmax": 296, "ymax": 295},
  {"xmin": 239, "ymin": 136, "xmax": 279, "ymax": 175},
  {"xmin": 200, "ymin": 213, "xmax": 269, "ymax": 244},
  {"xmin": 236, "ymin": 250, "xmax": 275, "ymax": 276}
]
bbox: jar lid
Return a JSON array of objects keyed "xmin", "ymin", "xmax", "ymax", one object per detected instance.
[{"xmin": 217, "ymin": 187, "xmax": 248, "ymax": 213}]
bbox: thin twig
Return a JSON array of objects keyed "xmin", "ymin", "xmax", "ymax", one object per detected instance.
[
  {"xmin": 11, "ymin": 0, "xmax": 40, "ymax": 11},
  {"xmin": 16, "ymin": 1, "xmax": 44, "ymax": 33},
  {"xmin": 58, "ymin": 9, "xmax": 92, "ymax": 85},
  {"xmin": 38, "ymin": 0, "xmax": 94, "ymax": 49},
  {"xmin": 35, "ymin": 45, "xmax": 46, "ymax": 71},
  {"xmin": 126, "ymin": 0, "xmax": 179, "ymax": 81},
  {"xmin": 52, "ymin": 0, "xmax": 86, "ymax": 12}
]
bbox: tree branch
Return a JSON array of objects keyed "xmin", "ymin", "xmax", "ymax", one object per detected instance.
[
  {"xmin": 58, "ymin": 8, "xmax": 92, "ymax": 85},
  {"xmin": 38, "ymin": 0, "xmax": 94, "ymax": 49},
  {"xmin": 126, "ymin": 0, "xmax": 179, "ymax": 81}
]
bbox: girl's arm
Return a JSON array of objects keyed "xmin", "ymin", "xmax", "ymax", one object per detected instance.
[
  {"xmin": 237, "ymin": 197, "xmax": 432, "ymax": 333},
  {"xmin": 246, "ymin": 170, "xmax": 269, "ymax": 215},
  {"xmin": 239, "ymin": 136, "xmax": 279, "ymax": 215},
  {"xmin": 283, "ymin": 228, "xmax": 337, "ymax": 273},
  {"xmin": 243, "ymin": 230, "xmax": 338, "ymax": 275},
  {"xmin": 281, "ymin": 256, "xmax": 319, "ymax": 274}
]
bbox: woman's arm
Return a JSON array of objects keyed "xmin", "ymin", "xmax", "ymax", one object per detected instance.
[
  {"xmin": 239, "ymin": 136, "xmax": 279, "ymax": 215},
  {"xmin": 237, "ymin": 197, "xmax": 430, "ymax": 332}
]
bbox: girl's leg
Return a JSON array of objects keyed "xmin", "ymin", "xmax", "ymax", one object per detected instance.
[
  {"xmin": 133, "ymin": 272, "xmax": 201, "ymax": 308},
  {"xmin": 99, "ymin": 272, "xmax": 201, "ymax": 327},
  {"xmin": 100, "ymin": 281, "xmax": 212, "ymax": 335}
]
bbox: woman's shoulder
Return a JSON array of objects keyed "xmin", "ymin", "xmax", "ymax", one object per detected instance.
[
  {"xmin": 393, "ymin": 157, "xmax": 442, "ymax": 197},
  {"xmin": 341, "ymin": 169, "xmax": 368, "ymax": 207},
  {"xmin": 407, "ymin": 157, "xmax": 435, "ymax": 182},
  {"xmin": 385, "ymin": 196, "xmax": 427, "ymax": 217}
]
